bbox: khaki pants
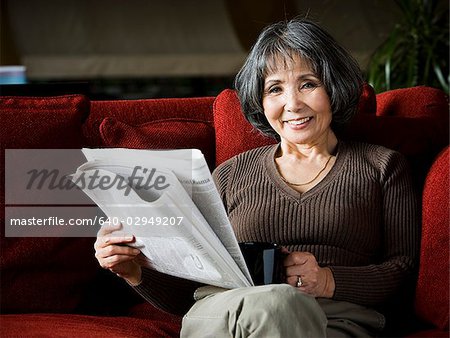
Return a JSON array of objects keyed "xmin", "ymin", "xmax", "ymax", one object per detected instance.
[{"xmin": 181, "ymin": 284, "xmax": 385, "ymax": 338}]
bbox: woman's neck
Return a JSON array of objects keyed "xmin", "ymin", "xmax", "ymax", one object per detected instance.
[{"xmin": 278, "ymin": 130, "xmax": 338, "ymax": 161}]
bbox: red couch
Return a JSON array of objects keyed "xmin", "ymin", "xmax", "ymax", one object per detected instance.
[{"xmin": 0, "ymin": 86, "xmax": 448, "ymax": 337}]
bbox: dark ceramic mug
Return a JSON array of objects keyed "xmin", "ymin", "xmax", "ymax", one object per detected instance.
[{"xmin": 238, "ymin": 242, "xmax": 285, "ymax": 285}]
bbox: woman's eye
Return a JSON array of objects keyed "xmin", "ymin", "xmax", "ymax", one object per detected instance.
[
  {"xmin": 267, "ymin": 86, "xmax": 282, "ymax": 94},
  {"xmin": 301, "ymin": 82, "xmax": 317, "ymax": 90}
]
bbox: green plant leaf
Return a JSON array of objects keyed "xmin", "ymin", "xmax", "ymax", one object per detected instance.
[
  {"xmin": 367, "ymin": 0, "xmax": 449, "ymax": 92},
  {"xmin": 433, "ymin": 63, "xmax": 449, "ymax": 93}
]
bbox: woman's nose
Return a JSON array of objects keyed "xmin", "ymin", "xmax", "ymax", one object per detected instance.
[{"xmin": 284, "ymin": 89, "xmax": 304, "ymax": 113}]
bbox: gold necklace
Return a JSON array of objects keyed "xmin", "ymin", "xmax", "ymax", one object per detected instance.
[{"xmin": 279, "ymin": 156, "xmax": 333, "ymax": 187}]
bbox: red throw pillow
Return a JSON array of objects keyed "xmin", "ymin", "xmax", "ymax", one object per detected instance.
[
  {"xmin": 0, "ymin": 95, "xmax": 101, "ymax": 314},
  {"xmin": 415, "ymin": 147, "xmax": 449, "ymax": 330},
  {"xmin": 85, "ymin": 97, "xmax": 215, "ymax": 147},
  {"xmin": 99, "ymin": 117, "xmax": 216, "ymax": 169}
]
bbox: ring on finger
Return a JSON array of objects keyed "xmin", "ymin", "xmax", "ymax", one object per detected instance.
[{"xmin": 296, "ymin": 276, "xmax": 303, "ymax": 287}]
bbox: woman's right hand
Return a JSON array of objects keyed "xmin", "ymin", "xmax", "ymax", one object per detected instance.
[{"xmin": 94, "ymin": 222, "xmax": 142, "ymax": 285}]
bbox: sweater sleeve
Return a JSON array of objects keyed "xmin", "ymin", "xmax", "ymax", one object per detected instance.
[
  {"xmin": 212, "ymin": 157, "xmax": 236, "ymax": 211},
  {"xmin": 132, "ymin": 267, "xmax": 202, "ymax": 316},
  {"xmin": 329, "ymin": 150, "xmax": 420, "ymax": 306}
]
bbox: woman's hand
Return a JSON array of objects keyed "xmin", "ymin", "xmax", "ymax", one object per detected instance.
[
  {"xmin": 283, "ymin": 249, "xmax": 335, "ymax": 298},
  {"xmin": 94, "ymin": 223, "xmax": 142, "ymax": 285}
]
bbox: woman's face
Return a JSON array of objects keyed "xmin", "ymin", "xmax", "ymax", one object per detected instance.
[{"xmin": 262, "ymin": 55, "xmax": 333, "ymax": 147}]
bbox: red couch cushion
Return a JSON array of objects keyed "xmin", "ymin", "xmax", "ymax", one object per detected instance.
[
  {"xmin": 376, "ymin": 86, "xmax": 449, "ymax": 152},
  {"xmin": 99, "ymin": 117, "xmax": 215, "ymax": 169},
  {"xmin": 376, "ymin": 86, "xmax": 448, "ymax": 119},
  {"xmin": 213, "ymin": 89, "xmax": 277, "ymax": 166},
  {"xmin": 0, "ymin": 95, "xmax": 88, "ymax": 149},
  {"xmin": 0, "ymin": 313, "xmax": 181, "ymax": 338},
  {"xmin": 415, "ymin": 147, "xmax": 449, "ymax": 330},
  {"xmin": 0, "ymin": 95, "xmax": 102, "ymax": 314},
  {"xmin": 407, "ymin": 329, "xmax": 450, "ymax": 337},
  {"xmin": 83, "ymin": 97, "xmax": 215, "ymax": 163}
]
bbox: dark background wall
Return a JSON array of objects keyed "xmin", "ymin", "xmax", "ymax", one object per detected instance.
[{"xmin": 1, "ymin": 0, "xmax": 447, "ymax": 99}]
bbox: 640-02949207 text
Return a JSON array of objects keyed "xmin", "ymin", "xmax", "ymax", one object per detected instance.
[{"xmin": 9, "ymin": 216, "xmax": 185, "ymax": 227}]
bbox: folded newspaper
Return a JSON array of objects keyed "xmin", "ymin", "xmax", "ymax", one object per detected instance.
[{"xmin": 71, "ymin": 148, "xmax": 253, "ymax": 289}]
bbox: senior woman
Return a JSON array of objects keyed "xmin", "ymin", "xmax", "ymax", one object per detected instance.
[{"xmin": 94, "ymin": 19, "xmax": 419, "ymax": 337}]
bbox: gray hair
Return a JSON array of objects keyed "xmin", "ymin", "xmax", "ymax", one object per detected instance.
[{"xmin": 234, "ymin": 18, "xmax": 364, "ymax": 139}]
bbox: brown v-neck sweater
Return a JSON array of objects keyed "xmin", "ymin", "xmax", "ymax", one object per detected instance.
[{"xmin": 134, "ymin": 141, "xmax": 419, "ymax": 315}]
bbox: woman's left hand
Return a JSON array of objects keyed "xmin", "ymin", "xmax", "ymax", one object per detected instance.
[{"xmin": 283, "ymin": 250, "xmax": 335, "ymax": 298}]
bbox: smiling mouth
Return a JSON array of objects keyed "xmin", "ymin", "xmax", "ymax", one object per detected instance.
[{"xmin": 284, "ymin": 117, "xmax": 313, "ymax": 125}]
